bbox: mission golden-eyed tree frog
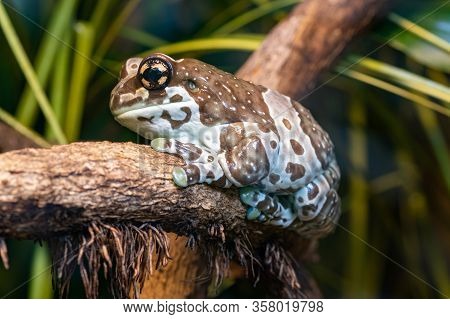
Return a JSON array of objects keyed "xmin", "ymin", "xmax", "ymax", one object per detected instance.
[{"xmin": 110, "ymin": 54, "xmax": 341, "ymax": 238}]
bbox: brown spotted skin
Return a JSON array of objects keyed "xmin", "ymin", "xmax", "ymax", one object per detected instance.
[{"xmin": 110, "ymin": 53, "xmax": 341, "ymax": 238}]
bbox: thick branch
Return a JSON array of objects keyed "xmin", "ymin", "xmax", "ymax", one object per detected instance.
[
  {"xmin": 237, "ymin": 0, "xmax": 389, "ymax": 99},
  {"xmin": 0, "ymin": 142, "xmax": 261, "ymax": 240}
]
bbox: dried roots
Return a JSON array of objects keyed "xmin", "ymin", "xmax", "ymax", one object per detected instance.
[
  {"xmin": 48, "ymin": 221, "xmax": 314, "ymax": 298},
  {"xmin": 0, "ymin": 237, "xmax": 9, "ymax": 270},
  {"xmin": 49, "ymin": 221, "xmax": 170, "ymax": 298}
]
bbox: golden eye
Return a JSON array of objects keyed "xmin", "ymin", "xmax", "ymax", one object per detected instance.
[
  {"xmin": 137, "ymin": 56, "xmax": 173, "ymax": 90},
  {"xmin": 186, "ymin": 80, "xmax": 199, "ymax": 92}
]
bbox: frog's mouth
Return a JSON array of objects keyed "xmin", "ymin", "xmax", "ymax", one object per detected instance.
[{"xmin": 111, "ymin": 86, "xmax": 200, "ymax": 138}]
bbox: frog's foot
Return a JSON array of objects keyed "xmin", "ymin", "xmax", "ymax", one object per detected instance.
[
  {"xmin": 292, "ymin": 168, "xmax": 341, "ymax": 238},
  {"xmin": 151, "ymin": 138, "xmax": 213, "ymax": 163},
  {"xmin": 172, "ymin": 163, "xmax": 231, "ymax": 188},
  {"xmin": 293, "ymin": 189, "xmax": 340, "ymax": 238},
  {"xmin": 240, "ymin": 187, "xmax": 295, "ymax": 227},
  {"xmin": 293, "ymin": 171, "xmax": 335, "ymax": 221}
]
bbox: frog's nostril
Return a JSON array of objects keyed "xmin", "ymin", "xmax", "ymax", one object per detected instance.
[{"xmin": 120, "ymin": 57, "xmax": 143, "ymax": 79}]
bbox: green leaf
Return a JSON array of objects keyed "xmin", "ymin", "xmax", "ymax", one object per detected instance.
[
  {"xmin": 347, "ymin": 56, "xmax": 450, "ymax": 104},
  {"xmin": 119, "ymin": 26, "xmax": 168, "ymax": 48},
  {"xmin": 417, "ymin": 69, "xmax": 450, "ymax": 194},
  {"xmin": 345, "ymin": 94, "xmax": 371, "ymax": 297},
  {"xmin": 416, "ymin": 106, "xmax": 450, "ymax": 193},
  {"xmin": 388, "ymin": 13, "xmax": 450, "ymax": 53},
  {"xmin": 139, "ymin": 36, "xmax": 263, "ymax": 57},
  {"xmin": 64, "ymin": 22, "xmax": 95, "ymax": 142},
  {"xmin": 212, "ymin": 0, "xmax": 301, "ymax": 35},
  {"xmin": 90, "ymin": 0, "xmax": 119, "ymax": 39},
  {"xmin": 196, "ymin": 0, "xmax": 251, "ymax": 36},
  {"xmin": 337, "ymin": 67, "xmax": 450, "ymax": 117},
  {"xmin": 92, "ymin": 0, "xmax": 140, "ymax": 65},
  {"xmin": 14, "ymin": 0, "xmax": 78, "ymax": 127},
  {"xmin": 46, "ymin": 31, "xmax": 72, "ymax": 142},
  {"xmin": 378, "ymin": 5, "xmax": 450, "ymax": 72},
  {"xmin": 28, "ymin": 245, "xmax": 53, "ymax": 299},
  {"xmin": 0, "ymin": 2, "xmax": 67, "ymax": 144}
]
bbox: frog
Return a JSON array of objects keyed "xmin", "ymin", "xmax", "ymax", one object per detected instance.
[{"xmin": 110, "ymin": 53, "xmax": 341, "ymax": 238}]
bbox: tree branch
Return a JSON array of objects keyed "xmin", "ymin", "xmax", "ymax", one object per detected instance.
[
  {"xmin": 237, "ymin": 0, "xmax": 389, "ymax": 99},
  {"xmin": 0, "ymin": 141, "xmax": 286, "ymax": 241}
]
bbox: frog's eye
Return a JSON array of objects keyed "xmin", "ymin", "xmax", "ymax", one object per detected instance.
[
  {"xmin": 137, "ymin": 56, "xmax": 173, "ymax": 91},
  {"xmin": 186, "ymin": 80, "xmax": 199, "ymax": 92}
]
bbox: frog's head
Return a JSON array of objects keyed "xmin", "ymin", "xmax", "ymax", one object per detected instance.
[{"xmin": 110, "ymin": 53, "xmax": 274, "ymax": 141}]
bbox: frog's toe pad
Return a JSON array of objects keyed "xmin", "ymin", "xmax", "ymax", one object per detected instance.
[
  {"xmin": 239, "ymin": 187, "xmax": 265, "ymax": 206},
  {"xmin": 246, "ymin": 207, "xmax": 270, "ymax": 223},
  {"xmin": 151, "ymin": 138, "xmax": 170, "ymax": 152},
  {"xmin": 246, "ymin": 207, "xmax": 262, "ymax": 220},
  {"xmin": 172, "ymin": 166, "xmax": 188, "ymax": 187},
  {"xmin": 246, "ymin": 204, "xmax": 296, "ymax": 227},
  {"xmin": 172, "ymin": 164, "xmax": 203, "ymax": 187},
  {"xmin": 271, "ymin": 213, "xmax": 296, "ymax": 227}
]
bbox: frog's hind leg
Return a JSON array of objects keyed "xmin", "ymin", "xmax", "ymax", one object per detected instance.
[
  {"xmin": 293, "ymin": 188, "xmax": 340, "ymax": 238},
  {"xmin": 151, "ymin": 138, "xmax": 231, "ymax": 188},
  {"xmin": 293, "ymin": 160, "xmax": 340, "ymax": 221},
  {"xmin": 292, "ymin": 161, "xmax": 341, "ymax": 237},
  {"xmin": 293, "ymin": 175, "xmax": 332, "ymax": 221},
  {"xmin": 240, "ymin": 187, "xmax": 295, "ymax": 227}
]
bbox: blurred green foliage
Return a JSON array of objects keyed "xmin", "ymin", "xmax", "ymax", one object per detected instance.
[{"xmin": 0, "ymin": 0, "xmax": 449, "ymax": 298}]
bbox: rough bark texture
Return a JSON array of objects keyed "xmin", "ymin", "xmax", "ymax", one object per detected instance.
[
  {"xmin": 0, "ymin": 142, "xmax": 271, "ymax": 240},
  {"xmin": 0, "ymin": 0, "xmax": 390, "ymax": 298}
]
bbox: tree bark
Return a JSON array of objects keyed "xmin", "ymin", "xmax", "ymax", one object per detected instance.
[
  {"xmin": 0, "ymin": 141, "xmax": 281, "ymax": 241},
  {"xmin": 0, "ymin": 0, "xmax": 390, "ymax": 298},
  {"xmin": 237, "ymin": 0, "xmax": 389, "ymax": 99}
]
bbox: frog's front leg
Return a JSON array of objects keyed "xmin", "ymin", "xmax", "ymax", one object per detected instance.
[
  {"xmin": 217, "ymin": 133, "xmax": 291, "ymax": 224},
  {"xmin": 151, "ymin": 138, "xmax": 231, "ymax": 187}
]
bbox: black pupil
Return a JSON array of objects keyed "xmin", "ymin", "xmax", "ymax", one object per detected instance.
[
  {"xmin": 143, "ymin": 67, "xmax": 164, "ymax": 83},
  {"xmin": 140, "ymin": 58, "xmax": 171, "ymax": 90}
]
